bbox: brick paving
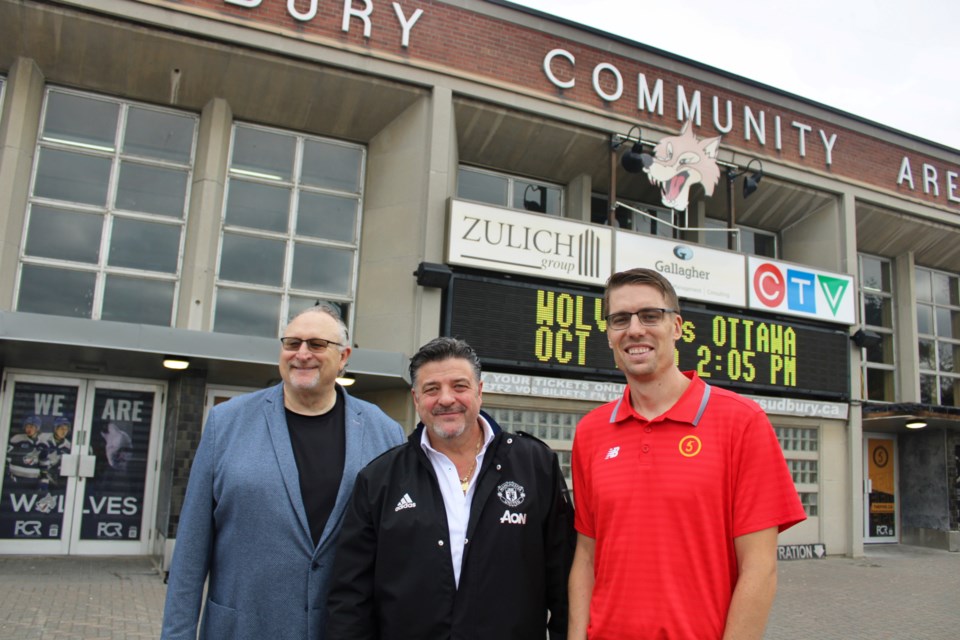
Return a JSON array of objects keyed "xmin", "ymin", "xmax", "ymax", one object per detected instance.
[
  {"xmin": 767, "ymin": 544, "xmax": 960, "ymax": 639},
  {"xmin": 0, "ymin": 544, "xmax": 957, "ymax": 639}
]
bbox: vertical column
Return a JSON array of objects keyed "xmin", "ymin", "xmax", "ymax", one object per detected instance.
[
  {"xmin": 0, "ymin": 58, "xmax": 45, "ymax": 310},
  {"xmin": 176, "ymin": 98, "xmax": 233, "ymax": 331},
  {"xmin": 840, "ymin": 191, "xmax": 864, "ymax": 557}
]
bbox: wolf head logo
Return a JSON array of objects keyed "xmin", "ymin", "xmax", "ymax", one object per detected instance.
[{"xmin": 640, "ymin": 120, "xmax": 721, "ymax": 211}]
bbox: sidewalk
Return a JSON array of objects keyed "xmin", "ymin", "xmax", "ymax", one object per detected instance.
[
  {"xmin": 0, "ymin": 556, "xmax": 165, "ymax": 639},
  {"xmin": 767, "ymin": 544, "xmax": 960, "ymax": 639},
  {"xmin": 0, "ymin": 545, "xmax": 958, "ymax": 639}
]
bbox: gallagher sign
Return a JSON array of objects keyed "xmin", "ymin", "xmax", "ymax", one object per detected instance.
[{"xmin": 748, "ymin": 257, "xmax": 855, "ymax": 325}]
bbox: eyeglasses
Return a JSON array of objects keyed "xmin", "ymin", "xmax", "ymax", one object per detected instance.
[
  {"xmin": 605, "ymin": 308, "xmax": 678, "ymax": 330},
  {"xmin": 279, "ymin": 337, "xmax": 344, "ymax": 352}
]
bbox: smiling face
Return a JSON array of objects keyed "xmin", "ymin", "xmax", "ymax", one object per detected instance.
[
  {"xmin": 606, "ymin": 283, "xmax": 682, "ymax": 384},
  {"xmin": 412, "ymin": 357, "xmax": 483, "ymax": 445},
  {"xmin": 279, "ymin": 310, "xmax": 350, "ymax": 399}
]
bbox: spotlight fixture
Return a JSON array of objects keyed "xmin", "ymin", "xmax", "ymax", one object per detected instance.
[
  {"xmin": 726, "ymin": 158, "xmax": 764, "ymax": 200},
  {"xmin": 163, "ymin": 356, "xmax": 190, "ymax": 370},
  {"xmin": 336, "ymin": 373, "xmax": 356, "ymax": 387},
  {"xmin": 905, "ymin": 420, "xmax": 927, "ymax": 429},
  {"xmin": 618, "ymin": 124, "xmax": 646, "ymax": 174},
  {"xmin": 850, "ymin": 328, "xmax": 883, "ymax": 349},
  {"xmin": 413, "ymin": 261, "xmax": 453, "ymax": 289}
]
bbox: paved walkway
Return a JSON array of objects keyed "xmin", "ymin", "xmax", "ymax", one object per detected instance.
[{"xmin": 0, "ymin": 545, "xmax": 957, "ymax": 639}]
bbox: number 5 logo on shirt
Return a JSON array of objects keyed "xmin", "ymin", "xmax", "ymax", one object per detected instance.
[{"xmin": 678, "ymin": 435, "xmax": 702, "ymax": 458}]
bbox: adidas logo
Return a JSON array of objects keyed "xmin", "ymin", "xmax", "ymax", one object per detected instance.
[
  {"xmin": 395, "ymin": 493, "xmax": 416, "ymax": 512},
  {"xmin": 604, "ymin": 446, "xmax": 620, "ymax": 460}
]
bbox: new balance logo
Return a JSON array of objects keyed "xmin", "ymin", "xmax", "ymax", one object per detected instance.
[
  {"xmin": 395, "ymin": 493, "xmax": 416, "ymax": 512},
  {"xmin": 604, "ymin": 446, "xmax": 620, "ymax": 460}
]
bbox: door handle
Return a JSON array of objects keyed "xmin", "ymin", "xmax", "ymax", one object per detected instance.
[
  {"xmin": 78, "ymin": 454, "xmax": 97, "ymax": 478},
  {"xmin": 60, "ymin": 453, "xmax": 79, "ymax": 477}
]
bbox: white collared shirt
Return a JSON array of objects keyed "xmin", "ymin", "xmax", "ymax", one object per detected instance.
[{"xmin": 420, "ymin": 417, "xmax": 495, "ymax": 588}]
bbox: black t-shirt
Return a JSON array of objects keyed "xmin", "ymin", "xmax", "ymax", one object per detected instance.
[{"xmin": 285, "ymin": 389, "xmax": 346, "ymax": 547}]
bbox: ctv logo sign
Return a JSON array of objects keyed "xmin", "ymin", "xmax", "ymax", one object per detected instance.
[{"xmin": 748, "ymin": 257, "xmax": 855, "ymax": 325}]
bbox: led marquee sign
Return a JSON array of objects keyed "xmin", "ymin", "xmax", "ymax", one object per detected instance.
[{"xmin": 447, "ymin": 275, "xmax": 850, "ymax": 400}]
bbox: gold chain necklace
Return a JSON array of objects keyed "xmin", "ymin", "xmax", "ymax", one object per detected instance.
[{"xmin": 459, "ymin": 435, "xmax": 483, "ymax": 493}]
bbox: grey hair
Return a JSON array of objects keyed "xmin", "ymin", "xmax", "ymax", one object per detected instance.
[
  {"xmin": 287, "ymin": 302, "xmax": 349, "ymax": 347},
  {"xmin": 409, "ymin": 337, "xmax": 482, "ymax": 387}
]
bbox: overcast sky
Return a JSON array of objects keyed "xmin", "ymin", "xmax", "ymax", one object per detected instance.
[{"xmin": 506, "ymin": 0, "xmax": 960, "ymax": 151}]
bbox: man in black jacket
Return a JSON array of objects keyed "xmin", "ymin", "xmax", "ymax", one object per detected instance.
[{"xmin": 327, "ymin": 337, "xmax": 574, "ymax": 639}]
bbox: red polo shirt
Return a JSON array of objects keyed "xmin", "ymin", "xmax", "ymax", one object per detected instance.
[{"xmin": 572, "ymin": 372, "xmax": 806, "ymax": 639}]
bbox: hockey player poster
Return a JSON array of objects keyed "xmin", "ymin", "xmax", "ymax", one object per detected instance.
[
  {"xmin": 78, "ymin": 387, "xmax": 153, "ymax": 541},
  {"xmin": 1, "ymin": 382, "xmax": 77, "ymax": 539}
]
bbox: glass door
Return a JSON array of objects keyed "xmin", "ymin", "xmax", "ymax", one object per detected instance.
[
  {"xmin": 0, "ymin": 374, "xmax": 163, "ymax": 555},
  {"xmin": 864, "ymin": 434, "xmax": 898, "ymax": 542}
]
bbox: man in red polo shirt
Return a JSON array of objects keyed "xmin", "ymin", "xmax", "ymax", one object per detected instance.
[{"xmin": 568, "ymin": 268, "xmax": 806, "ymax": 640}]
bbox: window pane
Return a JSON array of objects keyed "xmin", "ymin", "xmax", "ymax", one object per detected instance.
[
  {"xmin": 123, "ymin": 107, "xmax": 194, "ymax": 163},
  {"xmin": 919, "ymin": 339, "xmax": 936, "ymax": 370},
  {"xmin": 232, "ymin": 127, "xmax": 294, "ymax": 181},
  {"xmin": 214, "ymin": 288, "xmax": 281, "ymax": 337},
  {"xmin": 941, "ymin": 377, "xmax": 959, "ymax": 406},
  {"xmin": 108, "ymin": 218, "xmax": 180, "ymax": 273},
  {"xmin": 936, "ymin": 307, "xmax": 955, "ymax": 339},
  {"xmin": 219, "ymin": 233, "xmax": 285, "ymax": 286},
  {"xmin": 116, "ymin": 161, "xmax": 188, "ymax": 218},
  {"xmin": 301, "ymin": 140, "xmax": 362, "ymax": 193},
  {"xmin": 938, "ymin": 342, "xmax": 956, "ymax": 372},
  {"xmin": 865, "ymin": 368, "xmax": 894, "ymax": 402},
  {"xmin": 915, "ymin": 269, "xmax": 932, "ymax": 302},
  {"xmin": 917, "ymin": 304, "xmax": 933, "ymax": 335},
  {"xmin": 224, "ymin": 180, "xmax": 290, "ymax": 232},
  {"xmin": 18, "ymin": 265, "xmax": 95, "ymax": 318},
  {"xmin": 457, "ymin": 168, "xmax": 507, "ymax": 206},
  {"xmin": 34, "ymin": 148, "xmax": 112, "ymax": 206},
  {"xmin": 920, "ymin": 374, "xmax": 936, "ymax": 404},
  {"xmin": 43, "ymin": 91, "xmax": 118, "ymax": 149},
  {"xmin": 25, "ymin": 205, "xmax": 102, "ymax": 264},
  {"xmin": 101, "ymin": 275, "xmax": 174, "ymax": 325},
  {"xmin": 933, "ymin": 272, "xmax": 955, "ymax": 305},
  {"xmin": 865, "ymin": 334, "xmax": 892, "ymax": 364},
  {"xmin": 513, "ymin": 181, "xmax": 560, "ymax": 215},
  {"xmin": 753, "ymin": 232, "xmax": 777, "ymax": 258},
  {"xmin": 291, "ymin": 243, "xmax": 353, "ymax": 294},
  {"xmin": 864, "ymin": 293, "xmax": 889, "ymax": 328},
  {"xmin": 860, "ymin": 256, "xmax": 891, "ymax": 292},
  {"xmin": 297, "ymin": 191, "xmax": 358, "ymax": 243}
]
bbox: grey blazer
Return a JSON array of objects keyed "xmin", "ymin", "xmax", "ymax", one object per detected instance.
[{"xmin": 161, "ymin": 383, "xmax": 404, "ymax": 640}]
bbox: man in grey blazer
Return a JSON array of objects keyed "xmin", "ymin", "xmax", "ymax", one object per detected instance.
[{"xmin": 161, "ymin": 304, "xmax": 405, "ymax": 640}]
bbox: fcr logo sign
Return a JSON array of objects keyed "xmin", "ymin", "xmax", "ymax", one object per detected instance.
[
  {"xmin": 14, "ymin": 520, "xmax": 43, "ymax": 537},
  {"xmin": 97, "ymin": 522, "xmax": 124, "ymax": 538}
]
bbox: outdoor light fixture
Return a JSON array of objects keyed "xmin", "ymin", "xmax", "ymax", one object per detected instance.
[
  {"xmin": 905, "ymin": 420, "xmax": 927, "ymax": 429},
  {"xmin": 618, "ymin": 125, "xmax": 646, "ymax": 174},
  {"xmin": 336, "ymin": 373, "xmax": 356, "ymax": 387},
  {"xmin": 413, "ymin": 261, "xmax": 453, "ymax": 288},
  {"xmin": 851, "ymin": 328, "xmax": 883, "ymax": 349},
  {"xmin": 726, "ymin": 158, "xmax": 764, "ymax": 200},
  {"xmin": 163, "ymin": 356, "xmax": 190, "ymax": 370}
]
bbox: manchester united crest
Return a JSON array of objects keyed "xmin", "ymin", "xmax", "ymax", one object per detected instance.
[{"xmin": 497, "ymin": 481, "xmax": 525, "ymax": 507}]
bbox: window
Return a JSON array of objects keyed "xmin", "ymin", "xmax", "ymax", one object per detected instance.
[
  {"xmin": 457, "ymin": 166, "xmax": 563, "ymax": 216},
  {"xmin": 214, "ymin": 123, "xmax": 365, "ymax": 338},
  {"xmin": 703, "ymin": 218, "xmax": 778, "ymax": 257},
  {"xmin": 484, "ymin": 407, "xmax": 583, "ymax": 485},
  {"xmin": 17, "ymin": 89, "xmax": 196, "ymax": 325},
  {"xmin": 916, "ymin": 267, "xmax": 960, "ymax": 406},
  {"xmin": 858, "ymin": 254, "xmax": 896, "ymax": 401},
  {"xmin": 590, "ymin": 196, "xmax": 674, "ymax": 237},
  {"xmin": 775, "ymin": 426, "xmax": 819, "ymax": 517}
]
